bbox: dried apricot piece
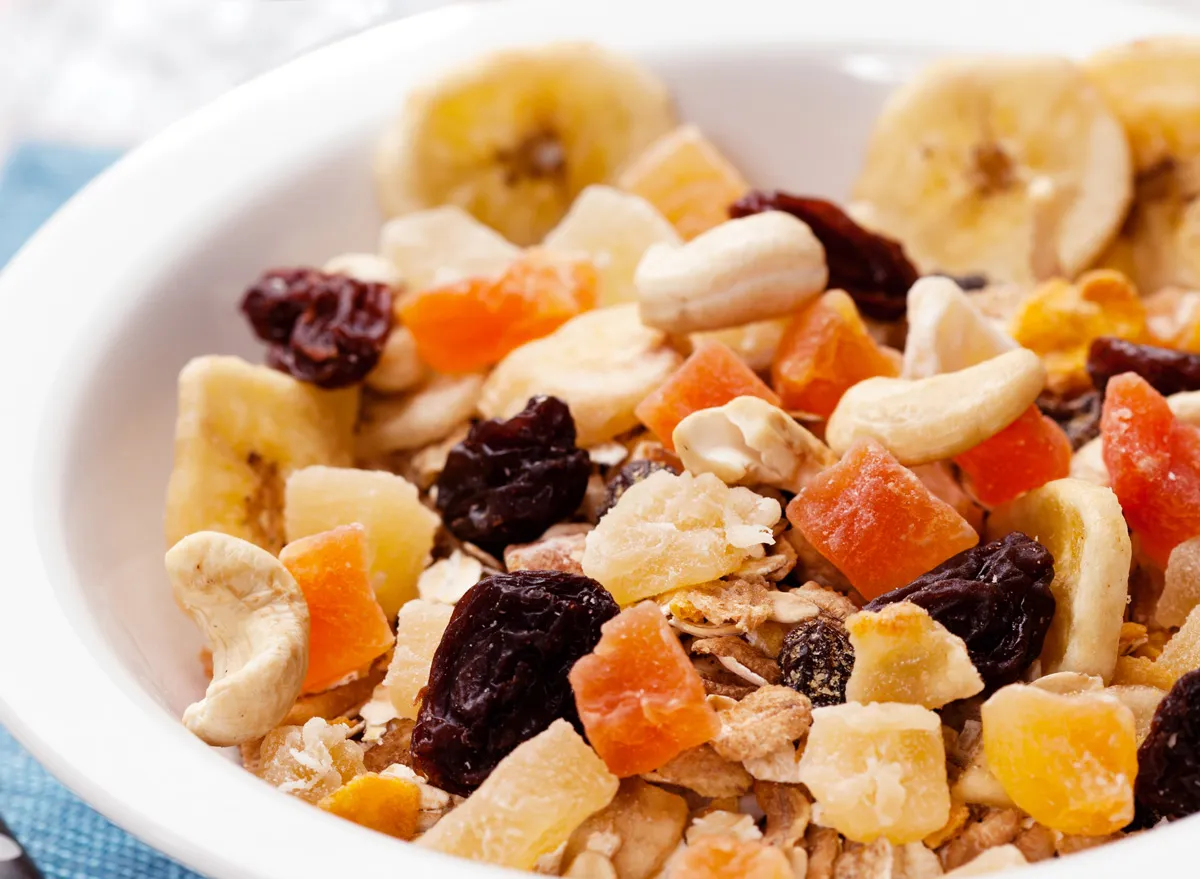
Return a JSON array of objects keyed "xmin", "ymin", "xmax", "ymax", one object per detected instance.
[
  {"xmin": 636, "ymin": 341, "xmax": 780, "ymax": 452},
  {"xmin": 982, "ymin": 684, "xmax": 1136, "ymax": 835},
  {"xmin": 1101, "ymin": 372, "xmax": 1200, "ymax": 566},
  {"xmin": 670, "ymin": 835, "xmax": 793, "ymax": 879},
  {"xmin": 770, "ymin": 290, "xmax": 900, "ymax": 417},
  {"xmin": 1009, "ymin": 269, "xmax": 1147, "ymax": 393},
  {"xmin": 786, "ymin": 440, "xmax": 979, "ymax": 600},
  {"xmin": 953, "ymin": 405, "xmax": 1072, "ymax": 506},
  {"xmin": 797, "ymin": 702, "xmax": 951, "ymax": 843},
  {"xmin": 279, "ymin": 524, "xmax": 395, "ymax": 693},
  {"xmin": 318, "ymin": 773, "xmax": 421, "ymax": 840},
  {"xmin": 570, "ymin": 601, "xmax": 721, "ymax": 777},
  {"xmin": 399, "ymin": 250, "xmax": 597, "ymax": 373},
  {"xmin": 418, "ymin": 719, "xmax": 618, "ymax": 870}
]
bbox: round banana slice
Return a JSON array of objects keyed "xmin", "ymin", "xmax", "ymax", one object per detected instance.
[
  {"xmin": 375, "ymin": 43, "xmax": 676, "ymax": 246},
  {"xmin": 1086, "ymin": 38, "xmax": 1200, "ymax": 293},
  {"xmin": 852, "ymin": 57, "xmax": 1131, "ymax": 285}
]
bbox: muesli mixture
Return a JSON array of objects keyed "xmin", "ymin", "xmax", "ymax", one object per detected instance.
[{"xmin": 164, "ymin": 37, "xmax": 1200, "ymax": 878}]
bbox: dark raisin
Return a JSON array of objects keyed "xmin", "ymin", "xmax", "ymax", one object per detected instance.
[
  {"xmin": 599, "ymin": 459, "xmax": 680, "ymax": 518},
  {"xmin": 1087, "ymin": 336, "xmax": 1200, "ymax": 397},
  {"xmin": 1036, "ymin": 389, "xmax": 1103, "ymax": 450},
  {"xmin": 410, "ymin": 570, "xmax": 618, "ymax": 795},
  {"xmin": 779, "ymin": 617, "xmax": 855, "ymax": 707},
  {"xmin": 864, "ymin": 532, "xmax": 1055, "ymax": 689},
  {"xmin": 730, "ymin": 191, "xmax": 919, "ymax": 321},
  {"xmin": 241, "ymin": 268, "xmax": 393, "ymax": 388},
  {"xmin": 435, "ymin": 396, "xmax": 590, "ymax": 553},
  {"xmin": 1135, "ymin": 668, "xmax": 1200, "ymax": 823}
]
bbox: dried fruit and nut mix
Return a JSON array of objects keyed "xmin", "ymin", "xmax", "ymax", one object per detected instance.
[{"xmin": 162, "ymin": 36, "xmax": 1200, "ymax": 878}]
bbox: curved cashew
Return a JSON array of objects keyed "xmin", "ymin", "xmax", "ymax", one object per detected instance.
[
  {"xmin": 636, "ymin": 211, "xmax": 827, "ymax": 334},
  {"xmin": 673, "ymin": 396, "xmax": 836, "ymax": 493},
  {"xmin": 166, "ymin": 531, "xmax": 310, "ymax": 746},
  {"xmin": 901, "ymin": 276, "xmax": 1016, "ymax": 379},
  {"xmin": 825, "ymin": 348, "xmax": 1045, "ymax": 465}
]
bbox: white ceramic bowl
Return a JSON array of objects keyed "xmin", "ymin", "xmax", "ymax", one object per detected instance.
[{"xmin": 0, "ymin": 1, "xmax": 1195, "ymax": 876}]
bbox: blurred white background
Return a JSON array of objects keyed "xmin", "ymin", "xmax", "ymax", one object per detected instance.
[{"xmin": 0, "ymin": 0, "xmax": 459, "ymax": 160}]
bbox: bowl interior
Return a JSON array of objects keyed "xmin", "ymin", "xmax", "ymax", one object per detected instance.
[
  {"xmin": 57, "ymin": 42, "xmax": 924, "ymax": 720},
  {"xmin": 5, "ymin": 2, "xmax": 1199, "ymax": 876}
]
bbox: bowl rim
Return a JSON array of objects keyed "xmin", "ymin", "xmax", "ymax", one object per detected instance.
[{"xmin": 0, "ymin": 1, "xmax": 1196, "ymax": 877}]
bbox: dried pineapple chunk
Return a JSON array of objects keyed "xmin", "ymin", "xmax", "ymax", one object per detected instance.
[
  {"xmin": 982, "ymin": 684, "xmax": 1136, "ymax": 835},
  {"xmin": 543, "ymin": 185, "xmax": 680, "ymax": 306},
  {"xmin": 989, "ymin": 478, "xmax": 1130, "ymax": 682},
  {"xmin": 285, "ymin": 466, "xmax": 438, "ymax": 618},
  {"xmin": 318, "ymin": 773, "xmax": 421, "ymax": 840},
  {"xmin": 384, "ymin": 599, "xmax": 454, "ymax": 719},
  {"xmin": 479, "ymin": 304, "xmax": 682, "ymax": 446},
  {"xmin": 165, "ymin": 356, "xmax": 357, "ymax": 553},
  {"xmin": 617, "ymin": 125, "xmax": 748, "ymax": 240},
  {"xmin": 581, "ymin": 470, "xmax": 780, "ymax": 605},
  {"xmin": 1154, "ymin": 602, "xmax": 1200, "ymax": 683},
  {"xmin": 418, "ymin": 719, "xmax": 619, "ymax": 870},
  {"xmin": 797, "ymin": 702, "xmax": 950, "ymax": 844},
  {"xmin": 1107, "ymin": 684, "xmax": 1165, "ymax": 743},
  {"xmin": 1158, "ymin": 535, "xmax": 1200, "ymax": 628},
  {"xmin": 260, "ymin": 717, "xmax": 366, "ymax": 804},
  {"xmin": 845, "ymin": 603, "xmax": 984, "ymax": 709}
]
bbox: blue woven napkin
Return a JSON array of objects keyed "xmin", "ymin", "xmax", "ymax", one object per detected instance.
[{"xmin": 0, "ymin": 142, "xmax": 203, "ymax": 879}]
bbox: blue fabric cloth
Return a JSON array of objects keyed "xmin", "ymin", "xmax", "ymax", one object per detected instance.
[{"xmin": 0, "ymin": 142, "xmax": 203, "ymax": 878}]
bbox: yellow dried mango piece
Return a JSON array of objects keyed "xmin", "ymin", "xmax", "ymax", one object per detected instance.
[
  {"xmin": 982, "ymin": 684, "xmax": 1136, "ymax": 835},
  {"xmin": 845, "ymin": 603, "xmax": 984, "ymax": 709},
  {"xmin": 1009, "ymin": 270, "xmax": 1147, "ymax": 393},
  {"xmin": 318, "ymin": 773, "xmax": 421, "ymax": 840}
]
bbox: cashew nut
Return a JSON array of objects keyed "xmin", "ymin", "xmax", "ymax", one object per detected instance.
[
  {"xmin": 636, "ymin": 211, "xmax": 827, "ymax": 334},
  {"xmin": 901, "ymin": 276, "xmax": 1016, "ymax": 379},
  {"xmin": 166, "ymin": 531, "xmax": 310, "ymax": 746},
  {"xmin": 825, "ymin": 348, "xmax": 1046, "ymax": 465},
  {"xmin": 673, "ymin": 396, "xmax": 836, "ymax": 493}
]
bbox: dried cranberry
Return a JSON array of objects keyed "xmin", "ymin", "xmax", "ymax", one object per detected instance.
[
  {"xmin": 1135, "ymin": 668, "xmax": 1200, "ymax": 822},
  {"xmin": 435, "ymin": 396, "xmax": 590, "ymax": 553},
  {"xmin": 240, "ymin": 268, "xmax": 393, "ymax": 388},
  {"xmin": 1036, "ymin": 389, "xmax": 1102, "ymax": 450},
  {"xmin": 779, "ymin": 617, "xmax": 855, "ymax": 707},
  {"xmin": 1088, "ymin": 336, "xmax": 1200, "ymax": 397},
  {"xmin": 599, "ymin": 459, "xmax": 680, "ymax": 518},
  {"xmin": 411, "ymin": 570, "xmax": 618, "ymax": 795},
  {"xmin": 865, "ymin": 532, "xmax": 1055, "ymax": 688},
  {"xmin": 730, "ymin": 191, "xmax": 919, "ymax": 321}
]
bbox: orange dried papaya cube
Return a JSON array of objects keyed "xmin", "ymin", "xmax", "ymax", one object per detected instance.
[
  {"xmin": 569, "ymin": 601, "xmax": 720, "ymax": 777},
  {"xmin": 1009, "ymin": 269, "xmax": 1147, "ymax": 392},
  {"xmin": 787, "ymin": 440, "xmax": 978, "ymax": 600},
  {"xmin": 771, "ymin": 290, "xmax": 900, "ymax": 417},
  {"xmin": 399, "ymin": 250, "xmax": 597, "ymax": 373},
  {"xmin": 1102, "ymin": 373, "xmax": 1200, "ymax": 566},
  {"xmin": 953, "ymin": 405, "xmax": 1072, "ymax": 506},
  {"xmin": 671, "ymin": 835, "xmax": 793, "ymax": 879},
  {"xmin": 280, "ymin": 524, "xmax": 395, "ymax": 693},
  {"xmin": 635, "ymin": 341, "xmax": 780, "ymax": 451},
  {"xmin": 318, "ymin": 773, "xmax": 421, "ymax": 840}
]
